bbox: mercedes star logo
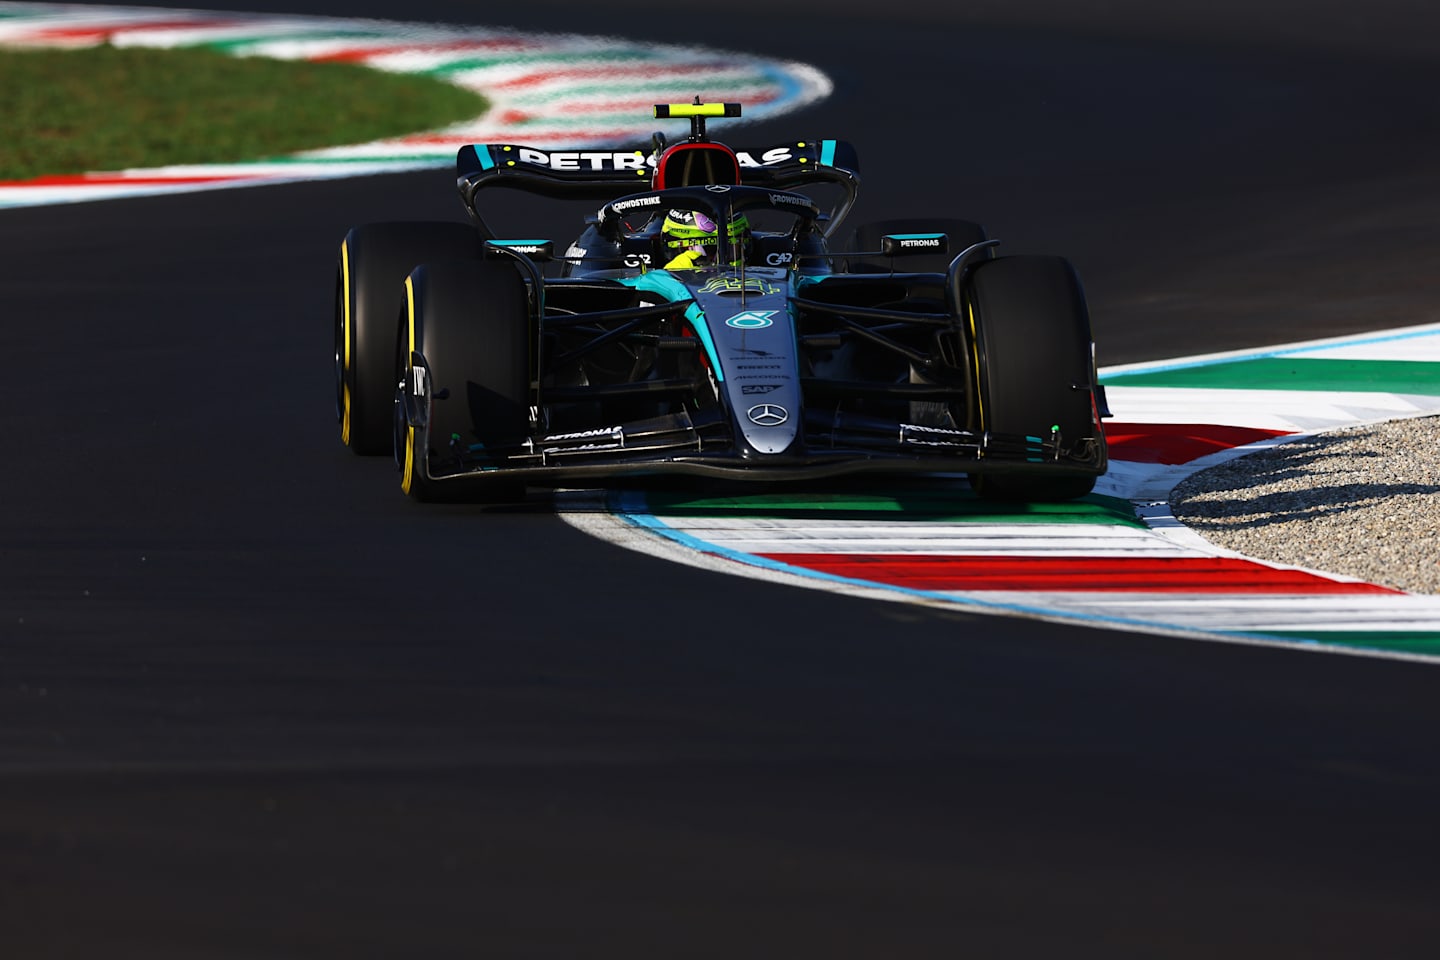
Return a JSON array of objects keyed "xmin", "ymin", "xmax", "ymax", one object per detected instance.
[
  {"xmin": 746, "ymin": 403, "xmax": 789, "ymax": 427},
  {"xmin": 704, "ymin": 184, "xmax": 731, "ymax": 192}
]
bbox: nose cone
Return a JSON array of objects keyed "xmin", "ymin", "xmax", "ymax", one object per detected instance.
[
  {"xmin": 738, "ymin": 400, "xmax": 799, "ymax": 454},
  {"xmin": 692, "ymin": 272, "xmax": 802, "ymax": 456}
]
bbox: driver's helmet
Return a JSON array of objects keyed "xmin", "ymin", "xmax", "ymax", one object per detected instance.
[{"xmin": 661, "ymin": 209, "xmax": 751, "ymax": 270}]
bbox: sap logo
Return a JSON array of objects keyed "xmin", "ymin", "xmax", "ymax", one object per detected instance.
[
  {"xmin": 735, "ymin": 148, "xmax": 794, "ymax": 168},
  {"xmin": 741, "ymin": 383, "xmax": 782, "ymax": 395},
  {"xmin": 517, "ymin": 148, "xmax": 649, "ymax": 171},
  {"xmin": 765, "ymin": 252, "xmax": 794, "ymax": 266}
]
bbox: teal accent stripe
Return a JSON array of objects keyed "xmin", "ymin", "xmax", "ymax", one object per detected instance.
[
  {"xmin": 476, "ymin": 145, "xmax": 495, "ymax": 170},
  {"xmin": 616, "ymin": 272, "xmax": 723, "ymax": 381},
  {"xmin": 684, "ymin": 301, "xmax": 719, "ymax": 380},
  {"xmin": 820, "ymin": 139, "xmax": 836, "ymax": 166}
]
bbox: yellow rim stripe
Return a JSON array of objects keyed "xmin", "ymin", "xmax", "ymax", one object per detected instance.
[
  {"xmin": 340, "ymin": 239, "xmax": 353, "ymax": 445},
  {"xmin": 400, "ymin": 274, "xmax": 417, "ymax": 494},
  {"xmin": 967, "ymin": 300, "xmax": 985, "ymax": 439},
  {"xmin": 341, "ymin": 384, "xmax": 352, "ymax": 445}
]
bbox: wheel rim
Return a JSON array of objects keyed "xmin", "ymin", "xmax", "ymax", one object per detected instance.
[{"xmin": 335, "ymin": 262, "xmax": 353, "ymax": 445}]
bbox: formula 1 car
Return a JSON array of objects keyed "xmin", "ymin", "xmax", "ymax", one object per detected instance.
[{"xmin": 335, "ymin": 101, "xmax": 1109, "ymax": 502}]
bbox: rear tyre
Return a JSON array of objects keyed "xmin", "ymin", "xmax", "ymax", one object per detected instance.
[
  {"xmin": 965, "ymin": 255, "xmax": 1101, "ymax": 502},
  {"xmin": 846, "ymin": 217, "xmax": 988, "ymax": 273},
  {"xmin": 336, "ymin": 221, "xmax": 480, "ymax": 455},
  {"xmin": 399, "ymin": 261, "xmax": 529, "ymax": 503}
]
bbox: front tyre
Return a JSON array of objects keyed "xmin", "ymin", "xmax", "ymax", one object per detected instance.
[
  {"xmin": 965, "ymin": 255, "xmax": 1104, "ymax": 502},
  {"xmin": 335, "ymin": 221, "xmax": 480, "ymax": 455},
  {"xmin": 399, "ymin": 261, "xmax": 529, "ymax": 503}
]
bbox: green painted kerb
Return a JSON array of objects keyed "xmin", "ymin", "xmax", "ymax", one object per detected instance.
[
  {"xmin": 1103, "ymin": 358, "xmax": 1440, "ymax": 395},
  {"xmin": 1249, "ymin": 630, "xmax": 1440, "ymax": 656},
  {"xmin": 641, "ymin": 490, "xmax": 1146, "ymax": 526},
  {"xmin": 196, "ymin": 29, "xmax": 388, "ymax": 52}
]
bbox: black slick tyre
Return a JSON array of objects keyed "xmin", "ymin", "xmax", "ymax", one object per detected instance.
[
  {"xmin": 335, "ymin": 221, "xmax": 480, "ymax": 455},
  {"xmin": 399, "ymin": 261, "xmax": 529, "ymax": 503},
  {"xmin": 965, "ymin": 255, "xmax": 1101, "ymax": 502},
  {"xmin": 847, "ymin": 217, "xmax": 988, "ymax": 273}
]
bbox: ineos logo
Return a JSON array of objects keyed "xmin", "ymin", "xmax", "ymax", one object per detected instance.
[{"xmin": 746, "ymin": 403, "xmax": 789, "ymax": 427}]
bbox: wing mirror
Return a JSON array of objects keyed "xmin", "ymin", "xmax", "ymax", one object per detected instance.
[
  {"xmin": 879, "ymin": 233, "xmax": 948, "ymax": 257},
  {"xmin": 485, "ymin": 239, "xmax": 554, "ymax": 262}
]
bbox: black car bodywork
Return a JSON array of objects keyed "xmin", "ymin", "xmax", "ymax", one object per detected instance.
[{"xmin": 335, "ymin": 103, "xmax": 1109, "ymax": 502}]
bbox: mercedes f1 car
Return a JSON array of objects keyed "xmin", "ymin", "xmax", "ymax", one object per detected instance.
[{"xmin": 335, "ymin": 101, "xmax": 1109, "ymax": 502}]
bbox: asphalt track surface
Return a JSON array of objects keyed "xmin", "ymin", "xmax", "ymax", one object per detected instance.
[{"xmin": 4, "ymin": 2, "xmax": 1440, "ymax": 957}]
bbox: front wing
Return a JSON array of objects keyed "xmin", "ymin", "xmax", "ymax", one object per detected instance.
[{"xmin": 399, "ymin": 401, "xmax": 1108, "ymax": 494}]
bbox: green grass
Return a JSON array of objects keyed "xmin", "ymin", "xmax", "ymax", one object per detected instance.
[{"xmin": 0, "ymin": 44, "xmax": 489, "ymax": 179}]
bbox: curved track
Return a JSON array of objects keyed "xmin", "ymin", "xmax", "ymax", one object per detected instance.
[{"xmin": 4, "ymin": 2, "xmax": 1440, "ymax": 955}]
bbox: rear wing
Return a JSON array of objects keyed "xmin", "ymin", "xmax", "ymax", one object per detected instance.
[{"xmin": 456, "ymin": 140, "xmax": 860, "ymax": 238}]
